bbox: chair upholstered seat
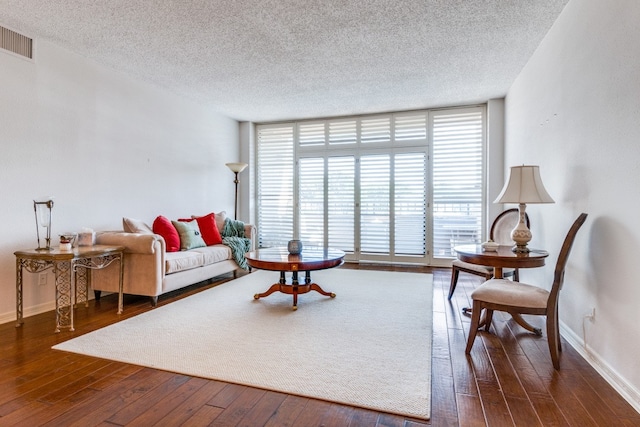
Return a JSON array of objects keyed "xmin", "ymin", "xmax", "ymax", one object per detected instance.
[{"xmin": 471, "ymin": 279, "xmax": 549, "ymax": 309}]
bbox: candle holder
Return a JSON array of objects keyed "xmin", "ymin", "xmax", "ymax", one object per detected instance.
[
  {"xmin": 34, "ymin": 198, "xmax": 54, "ymax": 251},
  {"xmin": 288, "ymin": 240, "xmax": 303, "ymax": 255}
]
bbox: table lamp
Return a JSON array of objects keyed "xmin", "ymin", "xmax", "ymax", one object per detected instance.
[
  {"xmin": 225, "ymin": 162, "xmax": 248, "ymax": 220},
  {"xmin": 494, "ymin": 165, "xmax": 554, "ymax": 253}
]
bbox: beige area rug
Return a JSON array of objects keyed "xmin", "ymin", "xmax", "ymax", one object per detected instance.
[{"xmin": 53, "ymin": 268, "xmax": 433, "ymax": 420}]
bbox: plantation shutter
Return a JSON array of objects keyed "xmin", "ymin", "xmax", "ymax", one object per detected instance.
[
  {"xmin": 299, "ymin": 157, "xmax": 324, "ymax": 245},
  {"xmin": 432, "ymin": 109, "xmax": 484, "ymax": 257},
  {"xmin": 255, "ymin": 106, "xmax": 484, "ymax": 263},
  {"xmin": 257, "ymin": 124, "xmax": 295, "ymax": 247},
  {"xmin": 327, "ymin": 156, "xmax": 355, "ymax": 253},
  {"xmin": 394, "ymin": 152, "xmax": 427, "ymax": 256},
  {"xmin": 360, "ymin": 154, "xmax": 391, "ymax": 254}
]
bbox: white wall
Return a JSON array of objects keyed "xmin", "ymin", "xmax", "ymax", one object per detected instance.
[
  {"xmin": 505, "ymin": 0, "xmax": 640, "ymax": 409},
  {"xmin": 0, "ymin": 40, "xmax": 239, "ymax": 322}
]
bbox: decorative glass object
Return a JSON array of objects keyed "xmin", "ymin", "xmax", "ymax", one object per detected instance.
[
  {"xmin": 288, "ymin": 239, "xmax": 303, "ymax": 255},
  {"xmin": 34, "ymin": 198, "xmax": 54, "ymax": 251}
]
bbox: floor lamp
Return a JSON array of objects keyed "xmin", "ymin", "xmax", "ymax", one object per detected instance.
[{"xmin": 225, "ymin": 162, "xmax": 248, "ymax": 220}]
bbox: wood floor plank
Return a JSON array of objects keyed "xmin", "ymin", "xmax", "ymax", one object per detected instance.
[
  {"xmin": 207, "ymin": 386, "xmax": 266, "ymax": 425},
  {"xmin": 86, "ymin": 362, "xmax": 145, "ymax": 391},
  {"xmin": 263, "ymin": 394, "xmax": 309, "ymax": 427},
  {"xmin": 13, "ymin": 388, "xmax": 102, "ymax": 426},
  {"xmin": 448, "ymin": 324, "xmax": 479, "ymax": 397},
  {"xmin": 455, "ymin": 393, "xmax": 485, "ymax": 427},
  {"xmin": 376, "ymin": 412, "xmax": 410, "ymax": 427},
  {"xmin": 0, "ymin": 266, "xmax": 635, "ymax": 426},
  {"xmin": 234, "ymin": 390, "xmax": 288, "ymax": 427},
  {"xmin": 503, "ymin": 395, "xmax": 541, "ymax": 426},
  {"xmin": 104, "ymin": 373, "xmax": 191, "ymax": 425},
  {"xmin": 475, "ymin": 380, "xmax": 513, "ymax": 426},
  {"xmin": 180, "ymin": 404, "xmax": 225, "ymax": 426},
  {"xmin": 115, "ymin": 376, "xmax": 208, "ymax": 426},
  {"xmin": 348, "ymin": 406, "xmax": 381, "ymax": 426},
  {"xmin": 29, "ymin": 358, "xmax": 114, "ymax": 403},
  {"xmin": 528, "ymin": 395, "xmax": 570, "ymax": 426},
  {"xmin": 40, "ymin": 368, "xmax": 176, "ymax": 426},
  {"xmin": 317, "ymin": 402, "xmax": 357, "ymax": 426},
  {"xmin": 291, "ymin": 398, "xmax": 334, "ymax": 426},
  {"xmin": 207, "ymin": 382, "xmax": 248, "ymax": 409},
  {"xmin": 150, "ymin": 380, "xmax": 228, "ymax": 426}
]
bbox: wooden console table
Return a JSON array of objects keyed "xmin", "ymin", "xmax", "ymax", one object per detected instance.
[{"xmin": 15, "ymin": 245, "xmax": 125, "ymax": 333}]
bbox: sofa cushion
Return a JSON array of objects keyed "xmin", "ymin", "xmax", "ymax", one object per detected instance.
[
  {"xmin": 215, "ymin": 211, "xmax": 227, "ymax": 234},
  {"xmin": 122, "ymin": 217, "xmax": 154, "ymax": 234},
  {"xmin": 164, "ymin": 251, "xmax": 204, "ymax": 274},
  {"xmin": 191, "ymin": 244, "xmax": 232, "ymax": 264},
  {"xmin": 172, "ymin": 220, "xmax": 206, "ymax": 250},
  {"xmin": 153, "ymin": 216, "xmax": 180, "ymax": 252},
  {"xmin": 191, "ymin": 213, "xmax": 223, "ymax": 245}
]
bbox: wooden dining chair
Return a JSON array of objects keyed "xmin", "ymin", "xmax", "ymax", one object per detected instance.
[
  {"xmin": 448, "ymin": 208, "xmax": 529, "ymax": 300},
  {"xmin": 465, "ymin": 213, "xmax": 588, "ymax": 369}
]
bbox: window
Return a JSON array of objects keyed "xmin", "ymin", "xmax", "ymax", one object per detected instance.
[
  {"xmin": 256, "ymin": 106, "xmax": 485, "ymax": 264},
  {"xmin": 256, "ymin": 124, "xmax": 294, "ymax": 248},
  {"xmin": 432, "ymin": 110, "xmax": 485, "ymax": 257}
]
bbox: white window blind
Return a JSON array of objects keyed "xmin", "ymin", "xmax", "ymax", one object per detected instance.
[
  {"xmin": 298, "ymin": 122, "xmax": 325, "ymax": 147},
  {"xmin": 432, "ymin": 110, "xmax": 484, "ymax": 257},
  {"xmin": 256, "ymin": 124, "xmax": 295, "ymax": 247},
  {"xmin": 299, "ymin": 157, "xmax": 324, "ymax": 245},
  {"xmin": 360, "ymin": 154, "xmax": 390, "ymax": 255},
  {"xmin": 256, "ymin": 106, "xmax": 484, "ymax": 263},
  {"xmin": 361, "ymin": 116, "xmax": 391, "ymax": 143},
  {"xmin": 327, "ymin": 156, "xmax": 355, "ymax": 253},
  {"xmin": 394, "ymin": 152, "xmax": 427, "ymax": 255},
  {"xmin": 329, "ymin": 120, "xmax": 357, "ymax": 145},
  {"xmin": 395, "ymin": 113, "xmax": 427, "ymax": 142}
]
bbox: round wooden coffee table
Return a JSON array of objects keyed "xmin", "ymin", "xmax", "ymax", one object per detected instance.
[{"xmin": 245, "ymin": 247, "xmax": 345, "ymax": 310}]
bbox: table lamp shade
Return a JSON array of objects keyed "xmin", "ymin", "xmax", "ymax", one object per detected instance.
[
  {"xmin": 494, "ymin": 165, "xmax": 554, "ymax": 204},
  {"xmin": 494, "ymin": 165, "xmax": 554, "ymax": 253}
]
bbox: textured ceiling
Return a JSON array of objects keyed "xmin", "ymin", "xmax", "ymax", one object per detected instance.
[{"xmin": 0, "ymin": 1, "xmax": 568, "ymax": 122}]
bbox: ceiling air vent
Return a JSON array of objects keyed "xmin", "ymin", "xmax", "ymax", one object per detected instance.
[{"xmin": 1, "ymin": 25, "xmax": 33, "ymax": 59}]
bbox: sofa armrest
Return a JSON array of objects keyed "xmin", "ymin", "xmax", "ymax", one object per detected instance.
[
  {"xmin": 244, "ymin": 224, "xmax": 257, "ymax": 251},
  {"xmin": 93, "ymin": 231, "xmax": 165, "ymax": 297},
  {"xmin": 95, "ymin": 232, "xmax": 161, "ymax": 254}
]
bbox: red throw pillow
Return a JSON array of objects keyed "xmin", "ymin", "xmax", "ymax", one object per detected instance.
[
  {"xmin": 152, "ymin": 215, "xmax": 180, "ymax": 252},
  {"xmin": 191, "ymin": 212, "xmax": 223, "ymax": 245}
]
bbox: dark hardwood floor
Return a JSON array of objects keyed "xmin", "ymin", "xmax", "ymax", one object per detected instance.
[{"xmin": 1, "ymin": 265, "xmax": 638, "ymax": 426}]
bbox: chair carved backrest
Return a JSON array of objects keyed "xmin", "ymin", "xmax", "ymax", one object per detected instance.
[
  {"xmin": 489, "ymin": 208, "xmax": 531, "ymax": 246},
  {"xmin": 547, "ymin": 213, "xmax": 589, "ymax": 312}
]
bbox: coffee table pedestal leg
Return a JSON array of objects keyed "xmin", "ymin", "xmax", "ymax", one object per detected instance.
[{"xmin": 254, "ymin": 271, "xmax": 336, "ymax": 310}]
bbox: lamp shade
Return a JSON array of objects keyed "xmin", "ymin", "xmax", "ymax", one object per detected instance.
[
  {"xmin": 225, "ymin": 162, "xmax": 248, "ymax": 173},
  {"xmin": 494, "ymin": 165, "xmax": 554, "ymax": 204}
]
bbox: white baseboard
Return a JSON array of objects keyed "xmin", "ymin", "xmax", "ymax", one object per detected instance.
[
  {"xmin": 0, "ymin": 301, "xmax": 56, "ymax": 326},
  {"xmin": 561, "ymin": 321, "xmax": 640, "ymax": 414}
]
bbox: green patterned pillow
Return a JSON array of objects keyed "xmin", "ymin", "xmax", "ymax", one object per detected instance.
[{"xmin": 172, "ymin": 220, "xmax": 206, "ymax": 250}]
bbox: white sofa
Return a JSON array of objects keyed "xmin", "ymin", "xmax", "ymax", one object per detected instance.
[{"xmin": 91, "ymin": 214, "xmax": 255, "ymax": 306}]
